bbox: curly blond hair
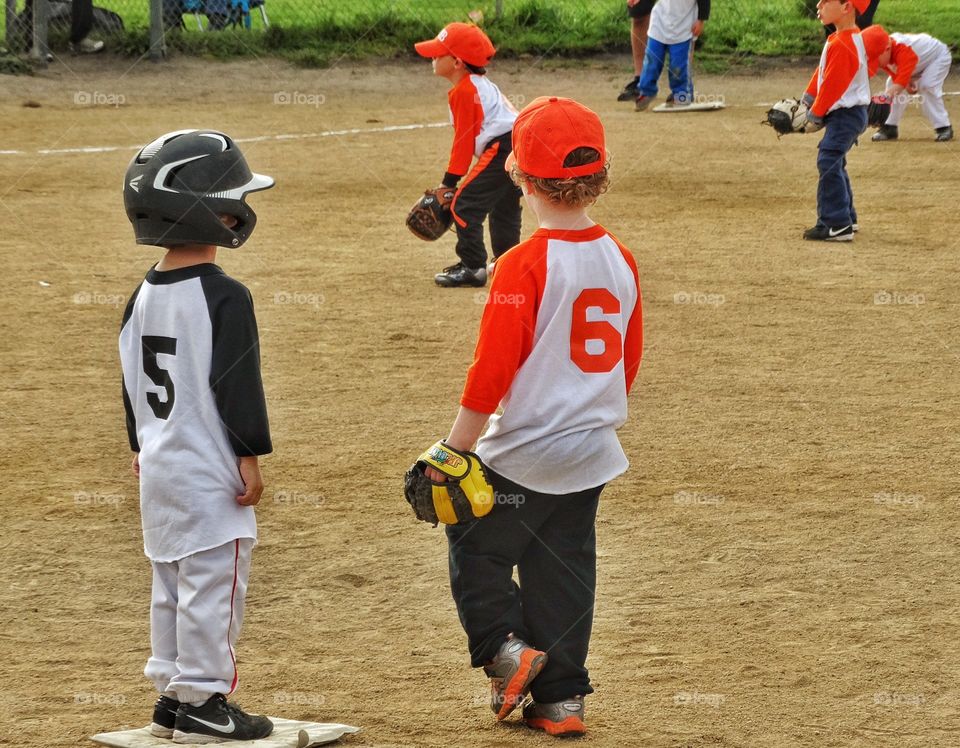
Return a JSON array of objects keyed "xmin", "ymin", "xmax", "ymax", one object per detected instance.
[{"xmin": 511, "ymin": 147, "xmax": 609, "ymax": 207}]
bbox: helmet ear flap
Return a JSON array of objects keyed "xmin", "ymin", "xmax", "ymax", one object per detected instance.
[{"xmin": 123, "ymin": 129, "xmax": 274, "ymax": 249}]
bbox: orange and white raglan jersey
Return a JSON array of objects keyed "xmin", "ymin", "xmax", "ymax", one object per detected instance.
[
  {"xmin": 881, "ymin": 33, "xmax": 948, "ymax": 88},
  {"xmin": 805, "ymin": 28, "xmax": 870, "ymax": 117},
  {"xmin": 446, "ymin": 74, "xmax": 518, "ymax": 177},
  {"xmin": 461, "ymin": 225, "xmax": 643, "ymax": 494}
]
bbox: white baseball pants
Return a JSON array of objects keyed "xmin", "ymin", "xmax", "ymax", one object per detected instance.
[
  {"xmin": 144, "ymin": 538, "xmax": 253, "ymax": 705},
  {"xmin": 886, "ymin": 44, "xmax": 952, "ymax": 129}
]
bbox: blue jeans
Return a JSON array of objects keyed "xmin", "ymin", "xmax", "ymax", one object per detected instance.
[
  {"xmin": 816, "ymin": 106, "xmax": 867, "ymax": 228},
  {"xmin": 638, "ymin": 37, "xmax": 693, "ymax": 103}
]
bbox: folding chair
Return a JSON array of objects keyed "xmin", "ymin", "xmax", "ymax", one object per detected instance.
[{"xmin": 231, "ymin": 0, "xmax": 268, "ymax": 29}]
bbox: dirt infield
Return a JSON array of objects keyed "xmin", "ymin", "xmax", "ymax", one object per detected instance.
[{"xmin": 1, "ymin": 56, "xmax": 958, "ymax": 748}]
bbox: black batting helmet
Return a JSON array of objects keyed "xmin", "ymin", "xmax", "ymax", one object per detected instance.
[{"xmin": 123, "ymin": 129, "xmax": 274, "ymax": 248}]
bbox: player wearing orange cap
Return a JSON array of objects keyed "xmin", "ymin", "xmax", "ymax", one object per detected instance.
[
  {"xmin": 800, "ymin": 0, "xmax": 871, "ymax": 242},
  {"xmin": 414, "ymin": 23, "xmax": 522, "ymax": 288},
  {"xmin": 861, "ymin": 25, "xmax": 953, "ymax": 142},
  {"xmin": 424, "ymin": 97, "xmax": 642, "ymax": 736}
]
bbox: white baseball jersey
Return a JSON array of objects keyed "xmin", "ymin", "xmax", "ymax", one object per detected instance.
[
  {"xmin": 120, "ymin": 263, "xmax": 271, "ymax": 563},
  {"xmin": 889, "ymin": 33, "xmax": 950, "ymax": 81},
  {"xmin": 648, "ymin": 0, "xmax": 704, "ymax": 45},
  {"xmin": 461, "ymin": 225, "xmax": 643, "ymax": 494},
  {"xmin": 446, "ymin": 74, "xmax": 518, "ymax": 175}
]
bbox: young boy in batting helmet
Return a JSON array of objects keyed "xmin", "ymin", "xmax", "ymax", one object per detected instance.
[
  {"xmin": 414, "ymin": 22, "xmax": 522, "ymax": 288},
  {"xmin": 424, "ymin": 97, "xmax": 643, "ymax": 735},
  {"xmin": 801, "ymin": 0, "xmax": 871, "ymax": 242},
  {"xmin": 119, "ymin": 129, "xmax": 275, "ymax": 742}
]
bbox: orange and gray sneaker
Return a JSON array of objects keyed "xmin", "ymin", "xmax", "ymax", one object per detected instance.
[
  {"xmin": 483, "ymin": 637, "xmax": 548, "ymax": 720},
  {"xmin": 523, "ymin": 695, "xmax": 587, "ymax": 736}
]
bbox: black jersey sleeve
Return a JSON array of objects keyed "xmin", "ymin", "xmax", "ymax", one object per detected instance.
[
  {"xmin": 120, "ymin": 283, "xmax": 143, "ymax": 452},
  {"xmin": 697, "ymin": 0, "xmax": 710, "ymax": 21},
  {"xmin": 201, "ymin": 274, "xmax": 273, "ymax": 457}
]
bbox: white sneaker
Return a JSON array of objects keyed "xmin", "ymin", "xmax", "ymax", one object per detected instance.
[{"xmin": 71, "ymin": 37, "xmax": 104, "ymax": 54}]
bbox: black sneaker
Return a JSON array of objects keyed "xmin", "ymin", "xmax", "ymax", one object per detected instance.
[
  {"xmin": 151, "ymin": 695, "xmax": 180, "ymax": 738},
  {"xmin": 803, "ymin": 223, "xmax": 854, "ymax": 242},
  {"xmin": 617, "ymin": 77, "xmax": 639, "ymax": 102},
  {"xmin": 173, "ymin": 694, "xmax": 273, "ymax": 743},
  {"xmin": 935, "ymin": 125, "xmax": 953, "ymax": 142},
  {"xmin": 434, "ymin": 262, "xmax": 487, "ymax": 288},
  {"xmin": 872, "ymin": 124, "xmax": 898, "ymax": 142}
]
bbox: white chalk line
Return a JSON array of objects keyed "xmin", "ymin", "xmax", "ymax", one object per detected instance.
[{"xmin": 0, "ymin": 121, "xmax": 450, "ymax": 157}]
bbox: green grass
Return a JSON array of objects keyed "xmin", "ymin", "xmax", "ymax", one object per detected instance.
[{"xmin": 3, "ymin": 0, "xmax": 959, "ymax": 67}]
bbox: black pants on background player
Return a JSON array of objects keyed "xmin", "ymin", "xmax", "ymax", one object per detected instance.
[
  {"xmin": 451, "ymin": 132, "xmax": 523, "ymax": 270},
  {"xmin": 445, "ymin": 468, "xmax": 603, "ymax": 704}
]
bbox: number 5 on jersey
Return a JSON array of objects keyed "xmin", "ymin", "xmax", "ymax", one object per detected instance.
[
  {"xmin": 142, "ymin": 335, "xmax": 177, "ymax": 419},
  {"xmin": 570, "ymin": 289, "xmax": 623, "ymax": 373}
]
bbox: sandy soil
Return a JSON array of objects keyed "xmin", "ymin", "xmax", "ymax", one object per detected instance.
[{"xmin": 1, "ymin": 53, "xmax": 959, "ymax": 747}]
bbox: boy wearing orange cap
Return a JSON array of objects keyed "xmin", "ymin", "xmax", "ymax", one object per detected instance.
[
  {"xmin": 424, "ymin": 97, "xmax": 642, "ymax": 735},
  {"xmin": 861, "ymin": 25, "xmax": 953, "ymax": 142},
  {"xmin": 800, "ymin": 0, "xmax": 871, "ymax": 242},
  {"xmin": 414, "ymin": 23, "xmax": 522, "ymax": 288}
]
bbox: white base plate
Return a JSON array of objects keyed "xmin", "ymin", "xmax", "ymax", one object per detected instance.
[
  {"xmin": 652, "ymin": 101, "xmax": 725, "ymax": 113},
  {"xmin": 91, "ymin": 719, "xmax": 360, "ymax": 748}
]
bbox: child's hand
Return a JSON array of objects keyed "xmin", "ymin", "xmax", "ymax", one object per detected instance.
[
  {"xmin": 907, "ymin": 82, "xmax": 918, "ymax": 95},
  {"xmin": 425, "ymin": 466, "xmax": 448, "ymax": 483},
  {"xmin": 692, "ymin": 20, "xmax": 704, "ymax": 37},
  {"xmin": 132, "ymin": 453, "xmax": 140, "ymax": 478},
  {"xmin": 237, "ymin": 456, "xmax": 264, "ymax": 506}
]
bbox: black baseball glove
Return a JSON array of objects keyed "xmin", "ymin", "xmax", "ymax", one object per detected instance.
[
  {"xmin": 406, "ymin": 187, "xmax": 456, "ymax": 241},
  {"xmin": 404, "ymin": 441, "xmax": 494, "ymax": 526},
  {"xmin": 868, "ymin": 94, "xmax": 892, "ymax": 127}
]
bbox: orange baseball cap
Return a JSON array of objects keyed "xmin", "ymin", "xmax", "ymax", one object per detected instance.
[
  {"xmin": 414, "ymin": 22, "xmax": 496, "ymax": 68},
  {"xmin": 860, "ymin": 24, "xmax": 890, "ymax": 76},
  {"xmin": 851, "ymin": 0, "xmax": 870, "ymax": 12},
  {"xmin": 508, "ymin": 97, "xmax": 606, "ymax": 179}
]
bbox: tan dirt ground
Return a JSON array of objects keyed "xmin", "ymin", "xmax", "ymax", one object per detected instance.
[{"xmin": 1, "ymin": 54, "xmax": 958, "ymax": 748}]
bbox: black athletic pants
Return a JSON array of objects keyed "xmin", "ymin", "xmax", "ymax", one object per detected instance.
[
  {"xmin": 450, "ymin": 132, "xmax": 522, "ymax": 270},
  {"xmin": 445, "ymin": 468, "xmax": 603, "ymax": 703},
  {"xmin": 70, "ymin": 0, "xmax": 93, "ymax": 43}
]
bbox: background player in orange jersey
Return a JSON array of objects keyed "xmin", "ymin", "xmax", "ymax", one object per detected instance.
[{"xmin": 414, "ymin": 22, "xmax": 522, "ymax": 288}]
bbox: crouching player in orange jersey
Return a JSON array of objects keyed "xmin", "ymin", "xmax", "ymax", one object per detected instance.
[{"xmin": 425, "ymin": 97, "xmax": 643, "ymax": 736}]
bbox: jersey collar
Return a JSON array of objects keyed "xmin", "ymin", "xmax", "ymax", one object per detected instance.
[{"xmin": 145, "ymin": 263, "xmax": 225, "ymax": 285}]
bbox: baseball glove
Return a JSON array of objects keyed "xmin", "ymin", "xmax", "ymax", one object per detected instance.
[
  {"xmin": 868, "ymin": 94, "xmax": 892, "ymax": 127},
  {"xmin": 764, "ymin": 98, "xmax": 820, "ymax": 136},
  {"xmin": 406, "ymin": 187, "xmax": 456, "ymax": 241},
  {"xmin": 403, "ymin": 441, "xmax": 494, "ymax": 526}
]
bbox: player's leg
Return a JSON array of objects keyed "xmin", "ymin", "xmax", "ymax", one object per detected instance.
[
  {"xmin": 445, "ymin": 135, "xmax": 512, "ymax": 283},
  {"xmin": 445, "ymin": 469, "xmax": 556, "ymax": 668},
  {"xmin": 918, "ymin": 48, "xmax": 952, "ymax": 137},
  {"xmin": 168, "ymin": 539, "xmax": 271, "ymax": 741},
  {"xmin": 666, "ymin": 39, "xmax": 693, "ymax": 104},
  {"xmin": 517, "ymin": 485, "xmax": 602, "ymax": 705},
  {"xmin": 636, "ymin": 36, "xmax": 667, "ymax": 109},
  {"xmin": 810, "ymin": 107, "xmax": 866, "ymax": 238},
  {"xmin": 166, "ymin": 538, "xmax": 252, "ymax": 702},
  {"xmin": 619, "ymin": 1, "xmax": 653, "ymax": 100},
  {"xmin": 145, "ymin": 559, "xmax": 181, "ymax": 737}
]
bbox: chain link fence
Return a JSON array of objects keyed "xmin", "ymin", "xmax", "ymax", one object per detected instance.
[{"xmin": 4, "ymin": 0, "xmax": 632, "ymax": 64}]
